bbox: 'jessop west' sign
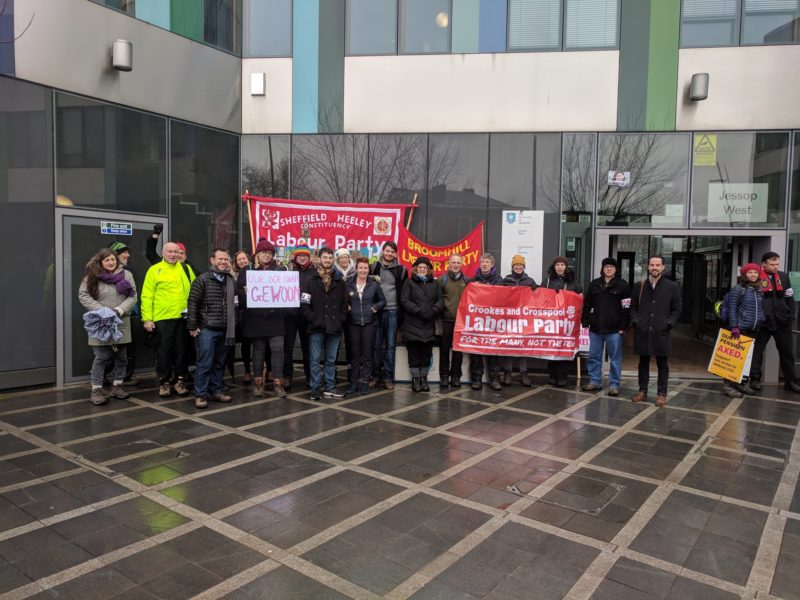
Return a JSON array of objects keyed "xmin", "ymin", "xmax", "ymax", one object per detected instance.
[{"xmin": 707, "ymin": 183, "xmax": 768, "ymax": 223}]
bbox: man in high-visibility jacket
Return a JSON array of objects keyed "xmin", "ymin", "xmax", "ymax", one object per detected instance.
[{"xmin": 141, "ymin": 242, "xmax": 196, "ymax": 397}]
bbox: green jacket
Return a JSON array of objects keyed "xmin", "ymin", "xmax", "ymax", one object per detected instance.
[
  {"xmin": 140, "ymin": 260, "xmax": 195, "ymax": 322},
  {"xmin": 439, "ymin": 272, "xmax": 470, "ymax": 321}
]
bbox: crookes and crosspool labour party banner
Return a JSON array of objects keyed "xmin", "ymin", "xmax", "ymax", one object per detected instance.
[
  {"xmin": 453, "ymin": 286, "xmax": 583, "ymax": 359},
  {"xmin": 245, "ymin": 195, "xmax": 408, "ymax": 259}
]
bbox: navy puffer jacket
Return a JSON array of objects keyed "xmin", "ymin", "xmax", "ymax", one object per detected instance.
[
  {"xmin": 346, "ymin": 278, "xmax": 386, "ymax": 326},
  {"xmin": 728, "ymin": 283, "xmax": 765, "ymax": 332}
]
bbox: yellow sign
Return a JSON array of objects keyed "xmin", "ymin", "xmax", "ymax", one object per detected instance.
[
  {"xmin": 707, "ymin": 328, "xmax": 754, "ymax": 383},
  {"xmin": 694, "ymin": 133, "xmax": 717, "ymax": 166}
]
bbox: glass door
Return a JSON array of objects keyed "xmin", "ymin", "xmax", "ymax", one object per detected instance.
[{"xmin": 57, "ymin": 210, "xmax": 167, "ymax": 385}]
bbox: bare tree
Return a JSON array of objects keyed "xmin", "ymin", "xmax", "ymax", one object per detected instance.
[{"xmin": 0, "ymin": 1, "xmax": 34, "ymax": 44}]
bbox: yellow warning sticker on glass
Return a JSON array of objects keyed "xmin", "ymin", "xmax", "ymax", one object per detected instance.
[{"xmin": 693, "ymin": 133, "xmax": 717, "ymax": 166}]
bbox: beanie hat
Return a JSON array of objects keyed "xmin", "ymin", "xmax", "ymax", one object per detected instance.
[
  {"xmin": 108, "ymin": 241, "xmax": 129, "ymax": 254},
  {"xmin": 552, "ymin": 256, "xmax": 569, "ymax": 266},
  {"xmin": 511, "ymin": 255, "xmax": 526, "ymax": 267},
  {"xmin": 293, "ymin": 240, "xmax": 312, "ymax": 256},
  {"xmin": 175, "ymin": 242, "xmax": 187, "ymax": 253},
  {"xmin": 761, "ymin": 251, "xmax": 780, "ymax": 263},
  {"xmin": 741, "ymin": 262, "xmax": 761, "ymax": 276},
  {"xmin": 254, "ymin": 238, "xmax": 276, "ymax": 255},
  {"xmin": 334, "ymin": 248, "xmax": 351, "ymax": 261},
  {"xmin": 601, "ymin": 257, "xmax": 618, "ymax": 269},
  {"xmin": 413, "ymin": 256, "xmax": 433, "ymax": 269}
]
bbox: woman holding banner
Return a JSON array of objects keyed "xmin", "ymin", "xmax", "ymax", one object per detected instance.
[
  {"xmin": 502, "ymin": 255, "xmax": 538, "ymax": 387},
  {"xmin": 345, "ymin": 258, "xmax": 386, "ymax": 395},
  {"xmin": 237, "ymin": 239, "xmax": 288, "ymax": 398},
  {"xmin": 721, "ymin": 263, "xmax": 765, "ymax": 398},
  {"xmin": 542, "ymin": 256, "xmax": 583, "ymax": 386},
  {"xmin": 400, "ymin": 257, "xmax": 444, "ymax": 392}
]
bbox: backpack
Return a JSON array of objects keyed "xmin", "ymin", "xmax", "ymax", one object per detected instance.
[{"xmin": 714, "ymin": 286, "xmax": 745, "ymax": 325}]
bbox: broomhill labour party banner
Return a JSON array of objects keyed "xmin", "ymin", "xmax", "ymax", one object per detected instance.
[
  {"xmin": 453, "ymin": 285, "xmax": 583, "ymax": 359},
  {"xmin": 397, "ymin": 222, "xmax": 484, "ymax": 278},
  {"xmin": 244, "ymin": 195, "xmax": 408, "ymax": 258}
]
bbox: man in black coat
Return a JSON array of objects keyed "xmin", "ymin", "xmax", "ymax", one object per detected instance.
[
  {"xmin": 187, "ymin": 249, "xmax": 236, "ymax": 409},
  {"xmin": 630, "ymin": 255, "xmax": 681, "ymax": 407},
  {"xmin": 301, "ymin": 247, "xmax": 349, "ymax": 400},
  {"xmin": 469, "ymin": 253, "xmax": 505, "ymax": 391},
  {"xmin": 749, "ymin": 251, "xmax": 800, "ymax": 392},
  {"xmin": 581, "ymin": 257, "xmax": 631, "ymax": 396}
]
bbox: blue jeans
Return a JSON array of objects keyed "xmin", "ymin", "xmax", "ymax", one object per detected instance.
[
  {"xmin": 309, "ymin": 332, "xmax": 340, "ymax": 391},
  {"xmin": 588, "ymin": 331, "xmax": 623, "ymax": 388},
  {"xmin": 372, "ymin": 309, "xmax": 398, "ymax": 382},
  {"xmin": 194, "ymin": 328, "xmax": 228, "ymax": 397}
]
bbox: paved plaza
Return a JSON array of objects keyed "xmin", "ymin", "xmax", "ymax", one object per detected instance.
[{"xmin": 0, "ymin": 371, "xmax": 799, "ymax": 599}]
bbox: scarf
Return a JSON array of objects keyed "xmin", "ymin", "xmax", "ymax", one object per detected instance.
[
  {"xmin": 761, "ymin": 270, "xmax": 784, "ymax": 293},
  {"xmin": 413, "ymin": 273, "xmax": 431, "ymax": 283},
  {"xmin": 447, "ymin": 269, "xmax": 463, "ymax": 280},
  {"xmin": 99, "ymin": 270, "xmax": 135, "ymax": 297},
  {"xmin": 292, "ymin": 257, "xmax": 314, "ymax": 271},
  {"xmin": 317, "ymin": 265, "xmax": 333, "ymax": 292},
  {"xmin": 211, "ymin": 269, "xmax": 236, "ymax": 346}
]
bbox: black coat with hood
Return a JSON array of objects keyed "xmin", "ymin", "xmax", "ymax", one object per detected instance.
[
  {"xmin": 237, "ymin": 261, "xmax": 287, "ymax": 338},
  {"xmin": 542, "ymin": 265, "xmax": 583, "ymax": 293},
  {"xmin": 582, "ymin": 274, "xmax": 632, "ymax": 334},
  {"xmin": 400, "ymin": 274, "xmax": 444, "ymax": 343},
  {"xmin": 502, "ymin": 272, "xmax": 538, "ymax": 288},
  {"xmin": 471, "ymin": 267, "xmax": 504, "ymax": 286},
  {"xmin": 300, "ymin": 269, "xmax": 349, "ymax": 335},
  {"xmin": 761, "ymin": 270, "xmax": 793, "ymax": 329}
]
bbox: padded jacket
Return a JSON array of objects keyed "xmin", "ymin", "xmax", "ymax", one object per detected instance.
[
  {"xmin": 187, "ymin": 271, "xmax": 235, "ymax": 331},
  {"xmin": 400, "ymin": 275, "xmax": 444, "ymax": 343},
  {"xmin": 346, "ymin": 278, "xmax": 386, "ymax": 326},
  {"xmin": 140, "ymin": 260, "xmax": 195, "ymax": 322},
  {"xmin": 728, "ymin": 283, "xmax": 765, "ymax": 333}
]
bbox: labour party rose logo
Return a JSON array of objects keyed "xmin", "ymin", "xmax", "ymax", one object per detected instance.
[
  {"xmin": 261, "ymin": 209, "xmax": 280, "ymax": 230},
  {"xmin": 373, "ymin": 216, "xmax": 392, "ymax": 236}
]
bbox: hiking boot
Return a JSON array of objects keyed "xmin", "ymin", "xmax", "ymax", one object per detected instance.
[
  {"xmin": 194, "ymin": 396, "xmax": 208, "ymax": 409},
  {"xmin": 421, "ymin": 376, "xmax": 430, "ymax": 392},
  {"xmin": 582, "ymin": 382, "xmax": 602, "ymax": 392},
  {"xmin": 174, "ymin": 379, "xmax": 189, "ymax": 396},
  {"xmin": 656, "ymin": 394, "xmax": 669, "ymax": 407},
  {"xmin": 632, "ymin": 390, "xmax": 647, "ymax": 403},
  {"xmin": 90, "ymin": 388, "xmax": 108, "ymax": 406},
  {"xmin": 489, "ymin": 378, "xmax": 502, "ymax": 391},
  {"xmin": 749, "ymin": 378, "xmax": 762, "ymax": 391},
  {"xmin": 471, "ymin": 380, "xmax": 482, "ymax": 390},
  {"xmin": 736, "ymin": 382, "xmax": 754, "ymax": 395},
  {"xmin": 608, "ymin": 387, "xmax": 620, "ymax": 397},
  {"xmin": 722, "ymin": 382, "xmax": 743, "ymax": 398},
  {"xmin": 502, "ymin": 371, "xmax": 513, "ymax": 386},
  {"xmin": 110, "ymin": 385, "xmax": 129, "ymax": 399},
  {"xmin": 450, "ymin": 376, "xmax": 462, "ymax": 388},
  {"xmin": 440, "ymin": 378, "xmax": 450, "ymax": 390},
  {"xmin": 211, "ymin": 393, "xmax": 232, "ymax": 403},
  {"xmin": 383, "ymin": 381, "xmax": 395, "ymax": 390},
  {"xmin": 158, "ymin": 383, "xmax": 171, "ymax": 398},
  {"xmin": 411, "ymin": 377, "xmax": 422, "ymax": 393},
  {"xmin": 359, "ymin": 381, "xmax": 370, "ymax": 395},
  {"xmin": 273, "ymin": 379, "xmax": 287, "ymax": 398},
  {"xmin": 520, "ymin": 372, "xmax": 532, "ymax": 387},
  {"xmin": 253, "ymin": 378, "xmax": 264, "ymax": 398}
]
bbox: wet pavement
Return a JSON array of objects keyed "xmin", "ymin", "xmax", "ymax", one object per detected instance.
[{"xmin": 0, "ymin": 371, "xmax": 799, "ymax": 599}]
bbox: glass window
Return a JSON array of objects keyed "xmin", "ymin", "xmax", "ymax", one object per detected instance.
[
  {"xmin": 204, "ymin": 0, "xmax": 242, "ymax": 55},
  {"xmin": 0, "ymin": 77, "xmax": 55, "ymax": 373},
  {"xmin": 561, "ymin": 133, "xmax": 596, "ymax": 289},
  {"xmin": 690, "ymin": 131, "xmax": 790, "ymax": 228},
  {"xmin": 170, "ymin": 121, "xmax": 240, "ymax": 258},
  {"xmin": 90, "ymin": 0, "xmax": 135, "ymax": 15},
  {"xmin": 348, "ymin": 0, "xmax": 398, "ymax": 55},
  {"xmin": 291, "ymin": 135, "xmax": 369, "ymax": 203},
  {"xmin": 742, "ymin": 0, "xmax": 800, "ymax": 44},
  {"xmin": 136, "ymin": 0, "xmax": 172, "ymax": 29},
  {"xmin": 400, "ymin": 0, "xmax": 451, "ymax": 53},
  {"xmin": 241, "ymin": 134, "xmax": 291, "ymax": 198},
  {"xmin": 792, "ymin": 131, "xmax": 800, "ymax": 223},
  {"xmin": 681, "ymin": 0, "xmax": 740, "ymax": 47},
  {"xmin": 244, "ymin": 0, "xmax": 292, "ymax": 57},
  {"xmin": 0, "ymin": 1, "xmax": 12, "ymax": 76},
  {"xmin": 508, "ymin": 0, "xmax": 561, "ymax": 50},
  {"xmin": 564, "ymin": 0, "xmax": 618, "ymax": 48},
  {"xmin": 452, "ymin": 0, "xmax": 507, "ymax": 53},
  {"xmin": 596, "ymin": 133, "xmax": 690, "ymax": 227},
  {"xmin": 55, "ymin": 93, "xmax": 167, "ymax": 215},
  {"xmin": 426, "ymin": 134, "xmax": 488, "ymax": 258}
]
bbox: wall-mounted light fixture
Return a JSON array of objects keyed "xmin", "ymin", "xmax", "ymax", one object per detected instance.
[
  {"xmin": 690, "ymin": 73, "xmax": 709, "ymax": 101},
  {"xmin": 250, "ymin": 72, "xmax": 266, "ymax": 96},
  {"xmin": 112, "ymin": 39, "xmax": 133, "ymax": 72}
]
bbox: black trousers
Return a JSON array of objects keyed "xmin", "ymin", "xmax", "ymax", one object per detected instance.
[
  {"xmin": 347, "ymin": 321, "xmax": 377, "ymax": 383},
  {"xmin": 470, "ymin": 354, "xmax": 500, "ymax": 381},
  {"xmin": 547, "ymin": 360, "xmax": 571, "ymax": 383},
  {"xmin": 155, "ymin": 318, "xmax": 188, "ymax": 384},
  {"xmin": 406, "ymin": 340, "xmax": 434, "ymax": 376},
  {"xmin": 749, "ymin": 326, "xmax": 797, "ymax": 383},
  {"xmin": 439, "ymin": 320, "xmax": 463, "ymax": 380},
  {"xmin": 252, "ymin": 336, "xmax": 284, "ymax": 380},
  {"xmin": 638, "ymin": 355, "xmax": 669, "ymax": 394}
]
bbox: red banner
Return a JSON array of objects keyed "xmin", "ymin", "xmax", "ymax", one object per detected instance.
[
  {"xmin": 244, "ymin": 195, "xmax": 408, "ymax": 258},
  {"xmin": 397, "ymin": 222, "xmax": 484, "ymax": 277},
  {"xmin": 454, "ymin": 285, "xmax": 583, "ymax": 358}
]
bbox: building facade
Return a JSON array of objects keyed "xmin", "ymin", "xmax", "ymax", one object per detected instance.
[{"xmin": 0, "ymin": 0, "xmax": 798, "ymax": 388}]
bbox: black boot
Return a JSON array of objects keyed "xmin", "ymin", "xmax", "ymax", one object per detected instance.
[
  {"xmin": 412, "ymin": 377, "xmax": 422, "ymax": 393},
  {"xmin": 421, "ymin": 376, "xmax": 430, "ymax": 392},
  {"xmin": 785, "ymin": 380, "xmax": 800, "ymax": 393},
  {"xmin": 450, "ymin": 375, "xmax": 462, "ymax": 388},
  {"xmin": 489, "ymin": 377, "xmax": 502, "ymax": 391}
]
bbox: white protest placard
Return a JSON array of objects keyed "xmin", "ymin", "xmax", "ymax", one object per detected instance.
[
  {"xmin": 501, "ymin": 210, "xmax": 544, "ymax": 283},
  {"xmin": 246, "ymin": 270, "xmax": 300, "ymax": 308}
]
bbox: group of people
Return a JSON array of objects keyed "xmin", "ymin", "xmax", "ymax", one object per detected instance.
[{"xmin": 78, "ymin": 230, "xmax": 799, "ymax": 409}]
